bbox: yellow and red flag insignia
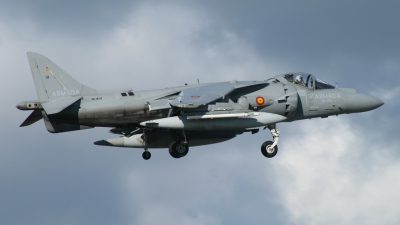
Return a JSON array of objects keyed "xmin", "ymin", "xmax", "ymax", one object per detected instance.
[
  {"xmin": 44, "ymin": 67, "xmax": 51, "ymax": 71},
  {"xmin": 256, "ymin": 96, "xmax": 265, "ymax": 105}
]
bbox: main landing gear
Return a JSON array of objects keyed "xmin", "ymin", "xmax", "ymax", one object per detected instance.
[
  {"xmin": 169, "ymin": 142, "xmax": 189, "ymax": 158},
  {"xmin": 169, "ymin": 130, "xmax": 189, "ymax": 158},
  {"xmin": 141, "ymin": 129, "xmax": 190, "ymax": 160},
  {"xmin": 261, "ymin": 124, "xmax": 279, "ymax": 158}
]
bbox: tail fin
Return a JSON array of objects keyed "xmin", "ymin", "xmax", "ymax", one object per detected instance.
[{"xmin": 27, "ymin": 52, "xmax": 96, "ymax": 101}]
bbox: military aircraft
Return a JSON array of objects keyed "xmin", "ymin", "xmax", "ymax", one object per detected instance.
[{"xmin": 17, "ymin": 52, "xmax": 384, "ymax": 160}]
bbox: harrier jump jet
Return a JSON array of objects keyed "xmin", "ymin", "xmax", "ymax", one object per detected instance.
[{"xmin": 17, "ymin": 52, "xmax": 384, "ymax": 160}]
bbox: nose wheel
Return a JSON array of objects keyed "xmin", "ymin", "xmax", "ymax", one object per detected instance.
[
  {"xmin": 261, "ymin": 141, "xmax": 278, "ymax": 158},
  {"xmin": 261, "ymin": 124, "xmax": 279, "ymax": 158}
]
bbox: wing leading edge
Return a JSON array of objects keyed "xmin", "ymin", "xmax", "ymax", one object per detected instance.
[{"xmin": 149, "ymin": 81, "xmax": 268, "ymax": 110}]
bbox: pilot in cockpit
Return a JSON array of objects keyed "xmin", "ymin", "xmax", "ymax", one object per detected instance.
[{"xmin": 294, "ymin": 75, "xmax": 304, "ymax": 86}]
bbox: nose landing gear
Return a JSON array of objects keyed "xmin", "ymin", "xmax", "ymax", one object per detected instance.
[
  {"xmin": 261, "ymin": 141, "xmax": 278, "ymax": 158},
  {"xmin": 261, "ymin": 124, "xmax": 279, "ymax": 158}
]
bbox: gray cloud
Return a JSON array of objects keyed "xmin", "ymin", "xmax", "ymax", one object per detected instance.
[
  {"xmin": 274, "ymin": 117, "xmax": 400, "ymax": 225},
  {"xmin": 1, "ymin": 1, "xmax": 399, "ymax": 225}
]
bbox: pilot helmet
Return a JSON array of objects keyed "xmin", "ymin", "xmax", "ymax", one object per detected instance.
[{"xmin": 295, "ymin": 75, "xmax": 303, "ymax": 84}]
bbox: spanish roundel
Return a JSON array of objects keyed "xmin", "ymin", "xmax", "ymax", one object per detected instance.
[{"xmin": 256, "ymin": 96, "xmax": 265, "ymax": 105}]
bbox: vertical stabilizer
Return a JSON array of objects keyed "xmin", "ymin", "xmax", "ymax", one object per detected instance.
[{"xmin": 27, "ymin": 52, "xmax": 97, "ymax": 101}]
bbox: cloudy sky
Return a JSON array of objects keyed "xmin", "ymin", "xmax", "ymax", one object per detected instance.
[{"xmin": 1, "ymin": 1, "xmax": 399, "ymax": 224}]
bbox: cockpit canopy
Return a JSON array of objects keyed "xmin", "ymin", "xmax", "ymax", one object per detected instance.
[{"xmin": 281, "ymin": 72, "xmax": 335, "ymax": 89}]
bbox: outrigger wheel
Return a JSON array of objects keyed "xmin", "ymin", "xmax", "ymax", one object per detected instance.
[
  {"xmin": 261, "ymin": 141, "xmax": 278, "ymax": 158},
  {"xmin": 169, "ymin": 142, "xmax": 189, "ymax": 158}
]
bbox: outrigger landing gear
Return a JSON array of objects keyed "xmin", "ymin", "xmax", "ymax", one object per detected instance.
[
  {"xmin": 142, "ymin": 129, "xmax": 151, "ymax": 160},
  {"xmin": 261, "ymin": 124, "xmax": 279, "ymax": 158}
]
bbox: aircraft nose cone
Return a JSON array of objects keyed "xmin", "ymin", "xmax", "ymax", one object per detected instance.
[{"xmin": 347, "ymin": 93, "xmax": 384, "ymax": 113}]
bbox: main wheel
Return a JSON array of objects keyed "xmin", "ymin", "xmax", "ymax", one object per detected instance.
[
  {"xmin": 169, "ymin": 142, "xmax": 189, "ymax": 158},
  {"xmin": 142, "ymin": 151, "xmax": 151, "ymax": 160},
  {"xmin": 261, "ymin": 141, "xmax": 278, "ymax": 158}
]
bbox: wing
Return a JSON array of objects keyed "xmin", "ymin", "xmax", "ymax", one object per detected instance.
[
  {"xmin": 166, "ymin": 81, "xmax": 268, "ymax": 109},
  {"xmin": 169, "ymin": 82, "xmax": 234, "ymax": 108}
]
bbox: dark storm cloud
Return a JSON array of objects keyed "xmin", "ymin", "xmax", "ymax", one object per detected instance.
[
  {"xmin": 147, "ymin": 1, "xmax": 400, "ymax": 95},
  {"xmin": 0, "ymin": 0, "xmax": 135, "ymax": 37},
  {"xmin": 4, "ymin": 1, "xmax": 399, "ymax": 80},
  {"xmin": 201, "ymin": 2, "xmax": 399, "ymax": 56},
  {"xmin": 1, "ymin": 3, "xmax": 284, "ymax": 224}
]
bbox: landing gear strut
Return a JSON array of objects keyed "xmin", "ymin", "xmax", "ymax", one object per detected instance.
[
  {"xmin": 261, "ymin": 124, "xmax": 279, "ymax": 158},
  {"xmin": 142, "ymin": 129, "xmax": 151, "ymax": 160}
]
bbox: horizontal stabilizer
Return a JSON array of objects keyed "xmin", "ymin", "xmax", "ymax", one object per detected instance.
[
  {"xmin": 20, "ymin": 108, "xmax": 43, "ymax": 127},
  {"xmin": 41, "ymin": 96, "xmax": 81, "ymax": 115}
]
